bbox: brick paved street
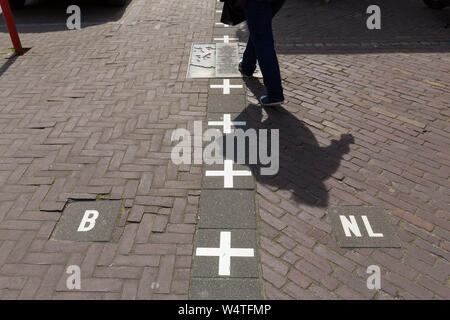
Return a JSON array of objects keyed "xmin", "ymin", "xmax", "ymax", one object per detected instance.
[{"xmin": 0, "ymin": 0, "xmax": 449, "ymax": 300}]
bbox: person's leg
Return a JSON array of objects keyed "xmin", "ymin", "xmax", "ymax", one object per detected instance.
[
  {"xmin": 245, "ymin": 0, "xmax": 284, "ymax": 101},
  {"xmin": 241, "ymin": 34, "xmax": 257, "ymax": 75},
  {"xmin": 271, "ymin": 0, "xmax": 287, "ymax": 17}
]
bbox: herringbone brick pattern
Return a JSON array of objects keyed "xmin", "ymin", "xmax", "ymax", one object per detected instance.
[
  {"xmin": 0, "ymin": 0, "xmax": 214, "ymax": 299},
  {"xmin": 0, "ymin": 0, "xmax": 449, "ymax": 300}
]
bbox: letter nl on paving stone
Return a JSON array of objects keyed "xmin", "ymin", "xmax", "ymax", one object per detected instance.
[{"xmin": 328, "ymin": 206, "xmax": 401, "ymax": 248}]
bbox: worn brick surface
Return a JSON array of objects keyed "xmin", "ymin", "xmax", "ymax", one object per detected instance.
[
  {"xmin": 0, "ymin": 0, "xmax": 213, "ymax": 299},
  {"xmin": 1, "ymin": 0, "xmax": 449, "ymax": 300},
  {"xmin": 235, "ymin": 0, "xmax": 449, "ymax": 300}
]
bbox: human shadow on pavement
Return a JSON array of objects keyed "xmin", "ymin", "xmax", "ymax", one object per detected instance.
[{"xmin": 218, "ymin": 78, "xmax": 354, "ymax": 207}]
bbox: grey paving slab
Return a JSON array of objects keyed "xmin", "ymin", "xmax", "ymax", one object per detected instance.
[
  {"xmin": 207, "ymin": 112, "xmax": 248, "ymax": 123},
  {"xmin": 216, "ymin": 43, "xmax": 240, "ymax": 77},
  {"xmin": 52, "ymin": 200, "xmax": 122, "ymax": 242},
  {"xmin": 208, "ymin": 95, "xmax": 247, "ymax": 113},
  {"xmin": 192, "ymin": 229, "xmax": 258, "ymax": 278},
  {"xmin": 208, "ymin": 80, "xmax": 245, "ymax": 96},
  {"xmin": 202, "ymin": 113, "xmax": 257, "ymax": 169},
  {"xmin": 187, "ymin": 43, "xmax": 216, "ymax": 78},
  {"xmin": 213, "ymin": 27, "xmax": 241, "ymax": 36},
  {"xmin": 328, "ymin": 206, "xmax": 401, "ymax": 248},
  {"xmin": 209, "ymin": 79, "xmax": 245, "ymax": 95},
  {"xmin": 186, "ymin": 43, "xmax": 261, "ymax": 79},
  {"xmin": 190, "ymin": 278, "xmax": 262, "ymax": 300},
  {"xmin": 198, "ymin": 189, "xmax": 256, "ymax": 229},
  {"xmin": 202, "ymin": 163, "xmax": 255, "ymax": 189}
]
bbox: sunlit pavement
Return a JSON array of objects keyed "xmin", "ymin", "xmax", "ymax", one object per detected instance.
[{"xmin": 0, "ymin": 0, "xmax": 448, "ymax": 299}]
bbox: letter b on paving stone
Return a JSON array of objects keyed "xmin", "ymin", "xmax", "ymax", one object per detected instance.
[
  {"xmin": 53, "ymin": 200, "xmax": 121, "ymax": 242},
  {"xmin": 77, "ymin": 210, "xmax": 99, "ymax": 232}
]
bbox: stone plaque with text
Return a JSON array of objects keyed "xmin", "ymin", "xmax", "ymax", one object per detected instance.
[
  {"xmin": 187, "ymin": 43, "xmax": 262, "ymax": 78},
  {"xmin": 216, "ymin": 43, "xmax": 240, "ymax": 77}
]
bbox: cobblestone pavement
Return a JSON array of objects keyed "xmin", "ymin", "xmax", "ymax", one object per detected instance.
[
  {"xmin": 236, "ymin": 0, "xmax": 450, "ymax": 300},
  {"xmin": 0, "ymin": 0, "xmax": 449, "ymax": 300},
  {"xmin": 0, "ymin": 0, "xmax": 213, "ymax": 299}
]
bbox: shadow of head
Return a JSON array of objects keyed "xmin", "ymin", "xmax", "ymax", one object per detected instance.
[{"xmin": 219, "ymin": 103, "xmax": 354, "ymax": 208}]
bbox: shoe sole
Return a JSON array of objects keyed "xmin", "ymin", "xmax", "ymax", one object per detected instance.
[{"xmin": 260, "ymin": 101, "xmax": 284, "ymax": 107}]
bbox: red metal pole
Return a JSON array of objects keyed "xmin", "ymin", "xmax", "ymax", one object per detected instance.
[{"xmin": 0, "ymin": 0, "xmax": 24, "ymax": 55}]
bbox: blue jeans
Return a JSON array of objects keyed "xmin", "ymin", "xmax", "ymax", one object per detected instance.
[{"xmin": 241, "ymin": 0, "xmax": 286, "ymax": 101}]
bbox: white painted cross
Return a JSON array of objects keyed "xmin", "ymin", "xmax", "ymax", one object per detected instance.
[
  {"xmin": 213, "ymin": 35, "xmax": 239, "ymax": 43},
  {"xmin": 196, "ymin": 231, "xmax": 254, "ymax": 276},
  {"xmin": 208, "ymin": 114, "xmax": 246, "ymax": 134},
  {"xmin": 210, "ymin": 79, "xmax": 243, "ymax": 95},
  {"xmin": 206, "ymin": 159, "xmax": 252, "ymax": 188}
]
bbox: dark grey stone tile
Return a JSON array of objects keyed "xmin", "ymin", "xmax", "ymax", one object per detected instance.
[
  {"xmin": 198, "ymin": 189, "xmax": 256, "ymax": 229},
  {"xmin": 208, "ymin": 95, "xmax": 247, "ymax": 113},
  {"xmin": 213, "ymin": 27, "xmax": 241, "ymax": 36},
  {"xmin": 328, "ymin": 206, "xmax": 401, "ymax": 248},
  {"xmin": 190, "ymin": 278, "xmax": 262, "ymax": 300},
  {"xmin": 192, "ymin": 229, "xmax": 258, "ymax": 278},
  {"xmin": 53, "ymin": 200, "xmax": 122, "ymax": 242},
  {"xmin": 209, "ymin": 79, "xmax": 245, "ymax": 95},
  {"xmin": 206, "ymin": 112, "xmax": 248, "ymax": 123},
  {"xmin": 202, "ymin": 163, "xmax": 255, "ymax": 189}
]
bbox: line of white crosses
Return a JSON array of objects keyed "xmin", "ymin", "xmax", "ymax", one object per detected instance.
[
  {"xmin": 196, "ymin": 231, "xmax": 254, "ymax": 276},
  {"xmin": 196, "ymin": 6, "xmax": 255, "ymax": 277},
  {"xmin": 206, "ymin": 114, "xmax": 251, "ymax": 188},
  {"xmin": 209, "ymin": 8, "xmax": 249, "ymax": 189}
]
